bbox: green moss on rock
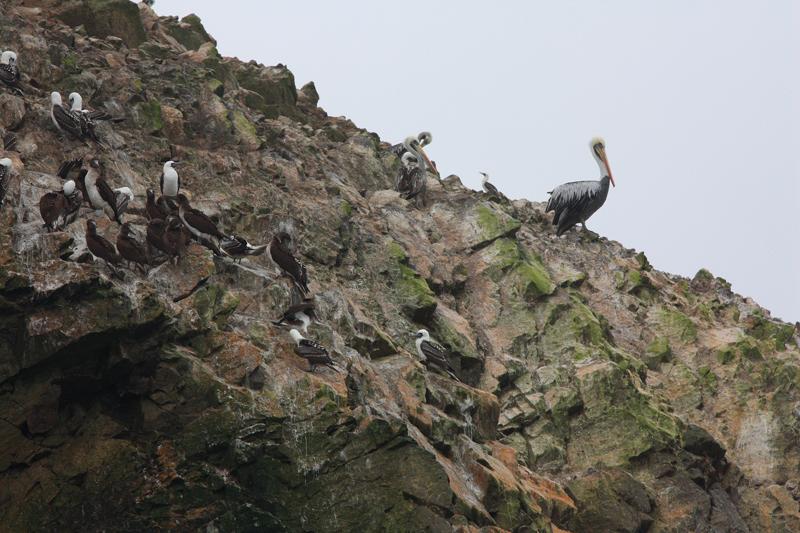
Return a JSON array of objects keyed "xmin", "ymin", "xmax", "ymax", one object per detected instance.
[
  {"xmin": 474, "ymin": 204, "xmax": 521, "ymax": 246},
  {"xmin": 657, "ymin": 308, "xmax": 697, "ymax": 343},
  {"xmin": 135, "ymin": 100, "xmax": 163, "ymax": 134},
  {"xmin": 644, "ymin": 337, "xmax": 672, "ymax": 369},
  {"xmin": 385, "ymin": 240, "xmax": 437, "ymax": 322}
]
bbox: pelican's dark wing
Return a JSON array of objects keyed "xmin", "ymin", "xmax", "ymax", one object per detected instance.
[
  {"xmin": 39, "ymin": 192, "xmax": 65, "ymax": 227},
  {"xmin": 403, "ymin": 168, "xmax": 427, "ymax": 201},
  {"xmin": 545, "ymin": 180, "xmax": 602, "ymax": 223},
  {"xmin": 390, "ymin": 143, "xmax": 407, "ymax": 157},
  {"xmin": 63, "ymin": 191, "xmax": 83, "ymax": 227},
  {"xmin": 57, "ymin": 159, "xmax": 83, "ymax": 180},
  {"xmin": 96, "ymin": 178, "xmax": 120, "ymax": 221},
  {"xmin": 420, "ymin": 340, "xmax": 450, "ymax": 367}
]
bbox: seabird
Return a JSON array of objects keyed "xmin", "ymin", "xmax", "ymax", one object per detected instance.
[
  {"xmin": 0, "ymin": 158, "xmax": 12, "ymax": 208},
  {"xmin": 57, "ymin": 158, "xmax": 89, "ymax": 202},
  {"xmin": 289, "ymin": 329, "xmax": 339, "ymax": 373},
  {"xmin": 396, "ymin": 152, "xmax": 417, "ymax": 195},
  {"xmin": 269, "ymin": 231, "xmax": 309, "ymax": 294},
  {"xmin": 146, "ymin": 188, "xmax": 171, "ymax": 220},
  {"xmin": 39, "ymin": 180, "xmax": 83, "ymax": 231},
  {"xmin": 163, "ymin": 216, "xmax": 190, "ymax": 261},
  {"xmin": 400, "ymin": 136, "xmax": 428, "ymax": 202},
  {"xmin": 50, "ymin": 91, "xmax": 86, "ymax": 140},
  {"xmin": 159, "ymin": 160, "xmax": 180, "ymax": 198},
  {"xmin": 117, "ymin": 223, "xmax": 150, "ymax": 272},
  {"xmin": 220, "ymin": 234, "xmax": 268, "ymax": 262},
  {"xmin": 392, "ymin": 131, "xmax": 437, "ymax": 176},
  {"xmin": 146, "ymin": 218, "xmax": 171, "ymax": 256},
  {"xmin": 546, "ymin": 137, "xmax": 615, "ymax": 236},
  {"xmin": 68, "ymin": 92, "xmax": 118, "ymax": 122},
  {"xmin": 0, "ymin": 51, "xmax": 21, "ymax": 94},
  {"xmin": 84, "ymin": 158, "xmax": 128, "ymax": 223},
  {"xmin": 85, "ymin": 219, "xmax": 121, "ymax": 267},
  {"xmin": 176, "ymin": 193, "xmax": 226, "ymax": 256},
  {"xmin": 272, "ymin": 287, "xmax": 315, "ymax": 333},
  {"xmin": 414, "ymin": 329, "xmax": 461, "ymax": 381},
  {"xmin": 480, "ymin": 172, "xmax": 506, "ymax": 200}
]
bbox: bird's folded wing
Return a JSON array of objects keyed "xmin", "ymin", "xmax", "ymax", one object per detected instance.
[{"xmin": 545, "ymin": 180, "xmax": 599, "ymax": 214}]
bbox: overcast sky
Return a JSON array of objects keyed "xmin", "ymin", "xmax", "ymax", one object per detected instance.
[{"xmin": 158, "ymin": 1, "xmax": 799, "ymax": 322}]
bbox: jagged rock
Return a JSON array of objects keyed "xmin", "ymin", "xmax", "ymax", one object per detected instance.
[
  {"xmin": 0, "ymin": 3, "xmax": 797, "ymax": 532},
  {"xmin": 58, "ymin": 0, "xmax": 147, "ymax": 48}
]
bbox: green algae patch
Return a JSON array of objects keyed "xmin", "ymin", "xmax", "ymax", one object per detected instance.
[
  {"xmin": 657, "ymin": 308, "xmax": 697, "ymax": 343},
  {"xmin": 474, "ymin": 204, "xmax": 521, "ymax": 246},
  {"xmin": 644, "ymin": 337, "xmax": 672, "ymax": 369},
  {"xmin": 484, "ymin": 238, "xmax": 555, "ymax": 300},
  {"xmin": 385, "ymin": 240, "xmax": 437, "ymax": 322},
  {"xmin": 135, "ymin": 100, "xmax": 163, "ymax": 134}
]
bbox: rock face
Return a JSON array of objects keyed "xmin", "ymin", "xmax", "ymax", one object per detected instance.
[{"xmin": 1, "ymin": 2, "xmax": 799, "ymax": 532}]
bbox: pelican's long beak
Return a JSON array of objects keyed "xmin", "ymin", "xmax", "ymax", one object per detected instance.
[
  {"xmin": 418, "ymin": 147, "xmax": 438, "ymax": 176},
  {"xmin": 600, "ymin": 149, "xmax": 615, "ymax": 187}
]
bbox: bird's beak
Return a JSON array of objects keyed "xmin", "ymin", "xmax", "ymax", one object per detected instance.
[
  {"xmin": 418, "ymin": 147, "xmax": 438, "ymax": 176},
  {"xmin": 600, "ymin": 148, "xmax": 615, "ymax": 187}
]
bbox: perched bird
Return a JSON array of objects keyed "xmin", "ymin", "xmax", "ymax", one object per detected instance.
[
  {"xmin": 0, "ymin": 158, "xmax": 12, "ymax": 208},
  {"xmin": 57, "ymin": 158, "xmax": 88, "ymax": 201},
  {"xmin": 145, "ymin": 188, "xmax": 171, "ymax": 220},
  {"xmin": 85, "ymin": 219, "xmax": 121, "ymax": 267},
  {"xmin": 146, "ymin": 218, "xmax": 171, "ymax": 256},
  {"xmin": 176, "ymin": 193, "xmax": 226, "ymax": 256},
  {"xmin": 221, "ymin": 234, "xmax": 268, "ymax": 262},
  {"xmin": 162, "ymin": 216, "xmax": 189, "ymax": 261},
  {"xmin": 414, "ymin": 329, "xmax": 460, "ymax": 381},
  {"xmin": 400, "ymin": 136, "xmax": 428, "ymax": 202},
  {"xmin": 68, "ymin": 92, "xmax": 118, "ymax": 122},
  {"xmin": 50, "ymin": 92, "xmax": 85, "ymax": 140},
  {"xmin": 84, "ymin": 158, "xmax": 128, "ymax": 223},
  {"xmin": 480, "ymin": 172, "xmax": 506, "ymax": 200},
  {"xmin": 289, "ymin": 329, "xmax": 339, "ymax": 373},
  {"xmin": 0, "ymin": 51, "xmax": 21, "ymax": 94},
  {"xmin": 269, "ymin": 231, "xmax": 309, "ymax": 294},
  {"xmin": 272, "ymin": 287, "xmax": 316, "ymax": 333},
  {"xmin": 546, "ymin": 137, "xmax": 615, "ymax": 236},
  {"xmin": 39, "ymin": 180, "xmax": 82, "ymax": 231},
  {"xmin": 392, "ymin": 131, "xmax": 437, "ymax": 176},
  {"xmin": 159, "ymin": 160, "xmax": 180, "ymax": 198},
  {"xmin": 117, "ymin": 223, "xmax": 150, "ymax": 272},
  {"xmin": 395, "ymin": 152, "xmax": 417, "ymax": 195}
]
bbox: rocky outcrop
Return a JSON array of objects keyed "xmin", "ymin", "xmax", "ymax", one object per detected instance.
[{"xmin": 1, "ymin": 1, "xmax": 799, "ymax": 532}]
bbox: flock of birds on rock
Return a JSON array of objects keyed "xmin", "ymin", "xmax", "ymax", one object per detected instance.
[{"xmin": 0, "ymin": 48, "xmax": 617, "ymax": 379}]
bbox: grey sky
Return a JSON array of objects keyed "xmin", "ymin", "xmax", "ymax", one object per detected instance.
[{"xmin": 159, "ymin": 0, "xmax": 799, "ymax": 321}]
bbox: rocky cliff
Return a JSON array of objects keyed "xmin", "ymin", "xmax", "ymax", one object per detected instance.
[{"xmin": 1, "ymin": 2, "xmax": 799, "ymax": 532}]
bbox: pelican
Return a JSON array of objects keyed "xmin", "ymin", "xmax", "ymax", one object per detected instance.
[
  {"xmin": 399, "ymin": 135, "xmax": 428, "ymax": 202},
  {"xmin": 0, "ymin": 158, "xmax": 12, "ymax": 208},
  {"xmin": 546, "ymin": 137, "xmax": 615, "ymax": 236},
  {"xmin": 414, "ymin": 329, "xmax": 460, "ymax": 381},
  {"xmin": 0, "ymin": 51, "xmax": 21, "ymax": 94},
  {"xmin": 395, "ymin": 152, "xmax": 417, "ymax": 195},
  {"xmin": 392, "ymin": 131, "xmax": 437, "ymax": 175},
  {"xmin": 68, "ymin": 92, "xmax": 117, "ymax": 122}
]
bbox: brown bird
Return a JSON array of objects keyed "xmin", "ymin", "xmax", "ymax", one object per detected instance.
[
  {"xmin": 85, "ymin": 219, "xmax": 121, "ymax": 266},
  {"xmin": 145, "ymin": 189, "xmax": 172, "ymax": 220},
  {"xmin": 176, "ymin": 193, "xmax": 226, "ymax": 256},
  {"xmin": 162, "ymin": 216, "xmax": 189, "ymax": 261},
  {"xmin": 57, "ymin": 158, "xmax": 88, "ymax": 203},
  {"xmin": 269, "ymin": 231, "xmax": 309, "ymax": 294},
  {"xmin": 116, "ymin": 223, "xmax": 150, "ymax": 272},
  {"xmin": 39, "ymin": 180, "xmax": 83, "ymax": 231},
  {"xmin": 146, "ymin": 218, "xmax": 171, "ymax": 256}
]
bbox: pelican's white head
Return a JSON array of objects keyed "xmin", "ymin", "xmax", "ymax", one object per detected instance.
[
  {"xmin": 50, "ymin": 91, "xmax": 63, "ymax": 106},
  {"xmin": 417, "ymin": 131, "xmax": 432, "ymax": 147},
  {"xmin": 163, "ymin": 160, "xmax": 178, "ymax": 173},
  {"xmin": 68, "ymin": 92, "xmax": 83, "ymax": 111},
  {"xmin": 414, "ymin": 329, "xmax": 430, "ymax": 341},
  {"xmin": 0, "ymin": 157, "xmax": 12, "ymax": 170},
  {"xmin": 63, "ymin": 180, "xmax": 76, "ymax": 195},
  {"xmin": 480, "ymin": 172, "xmax": 489, "ymax": 184},
  {"xmin": 401, "ymin": 152, "xmax": 417, "ymax": 168},
  {"xmin": 1, "ymin": 51, "xmax": 17, "ymax": 65},
  {"xmin": 589, "ymin": 136, "xmax": 614, "ymax": 187},
  {"xmin": 403, "ymin": 135, "xmax": 418, "ymax": 150}
]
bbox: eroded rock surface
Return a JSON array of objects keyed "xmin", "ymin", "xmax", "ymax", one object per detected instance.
[{"xmin": 1, "ymin": 2, "xmax": 798, "ymax": 532}]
